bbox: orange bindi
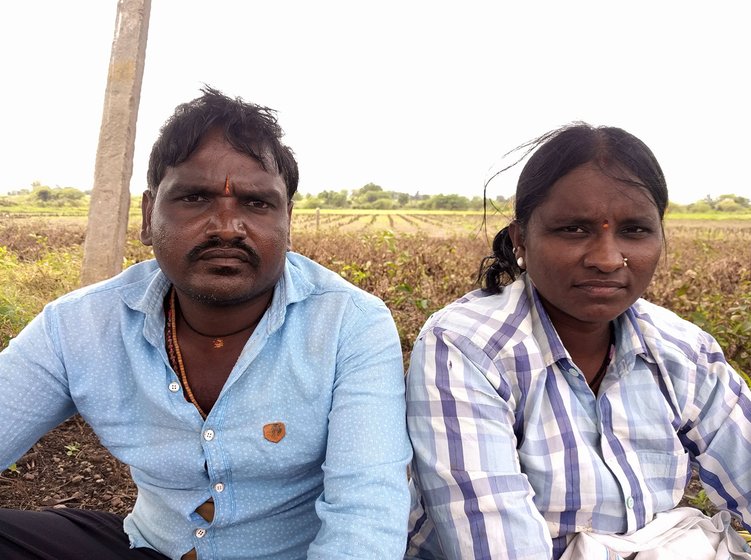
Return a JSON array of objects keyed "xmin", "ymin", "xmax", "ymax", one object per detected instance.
[
  {"xmin": 224, "ymin": 174, "xmax": 231, "ymax": 196},
  {"xmin": 602, "ymin": 220, "xmax": 609, "ymax": 229}
]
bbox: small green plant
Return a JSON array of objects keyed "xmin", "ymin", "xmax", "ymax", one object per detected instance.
[
  {"xmin": 64, "ymin": 442, "xmax": 81, "ymax": 456},
  {"xmin": 686, "ymin": 488, "xmax": 713, "ymax": 516}
]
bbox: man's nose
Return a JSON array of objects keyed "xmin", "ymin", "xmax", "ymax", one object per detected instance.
[{"xmin": 205, "ymin": 200, "xmax": 247, "ymax": 240}]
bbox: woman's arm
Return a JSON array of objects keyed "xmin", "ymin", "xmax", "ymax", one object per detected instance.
[{"xmin": 406, "ymin": 326, "xmax": 552, "ymax": 560}]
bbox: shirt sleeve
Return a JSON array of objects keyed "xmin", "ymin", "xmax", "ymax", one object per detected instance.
[
  {"xmin": 0, "ymin": 306, "xmax": 77, "ymax": 469},
  {"xmin": 406, "ymin": 326, "xmax": 553, "ymax": 560},
  {"xmin": 675, "ymin": 330, "xmax": 751, "ymax": 530},
  {"xmin": 306, "ymin": 296, "xmax": 412, "ymax": 559}
]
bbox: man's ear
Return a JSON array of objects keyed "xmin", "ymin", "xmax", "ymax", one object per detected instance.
[
  {"xmin": 140, "ymin": 191, "xmax": 155, "ymax": 246},
  {"xmin": 286, "ymin": 200, "xmax": 294, "ymax": 250}
]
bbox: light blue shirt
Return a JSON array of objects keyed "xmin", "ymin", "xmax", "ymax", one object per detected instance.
[
  {"xmin": 406, "ymin": 275, "xmax": 751, "ymax": 560},
  {"xmin": 0, "ymin": 252, "xmax": 411, "ymax": 560}
]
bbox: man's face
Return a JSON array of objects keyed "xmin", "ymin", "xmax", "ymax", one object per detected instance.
[{"xmin": 141, "ymin": 129, "xmax": 292, "ymax": 306}]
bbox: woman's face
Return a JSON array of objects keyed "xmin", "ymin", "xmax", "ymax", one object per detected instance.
[{"xmin": 511, "ymin": 162, "xmax": 663, "ymax": 333}]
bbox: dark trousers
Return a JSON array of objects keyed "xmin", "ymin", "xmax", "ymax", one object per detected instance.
[{"xmin": 0, "ymin": 508, "xmax": 169, "ymax": 559}]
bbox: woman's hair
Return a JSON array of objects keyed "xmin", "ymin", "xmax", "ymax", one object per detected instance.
[
  {"xmin": 479, "ymin": 122, "xmax": 668, "ymax": 294},
  {"xmin": 147, "ymin": 85, "xmax": 299, "ymax": 199}
]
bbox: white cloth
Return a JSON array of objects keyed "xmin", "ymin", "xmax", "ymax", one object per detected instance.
[{"xmin": 560, "ymin": 507, "xmax": 751, "ymax": 560}]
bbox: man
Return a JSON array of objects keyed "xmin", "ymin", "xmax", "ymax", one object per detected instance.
[{"xmin": 0, "ymin": 87, "xmax": 411, "ymax": 559}]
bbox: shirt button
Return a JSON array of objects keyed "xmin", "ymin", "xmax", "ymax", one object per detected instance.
[
  {"xmin": 203, "ymin": 429, "xmax": 215, "ymax": 441},
  {"xmin": 626, "ymin": 496, "xmax": 634, "ymax": 509},
  {"xmin": 195, "ymin": 528, "xmax": 206, "ymax": 538},
  {"xmin": 214, "ymin": 482, "xmax": 225, "ymax": 493},
  {"xmin": 168, "ymin": 382, "xmax": 180, "ymax": 393},
  {"xmin": 567, "ymin": 368, "xmax": 579, "ymax": 377}
]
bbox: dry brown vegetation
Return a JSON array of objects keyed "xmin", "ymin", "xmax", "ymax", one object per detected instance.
[{"xmin": 0, "ymin": 214, "xmax": 749, "ymax": 516}]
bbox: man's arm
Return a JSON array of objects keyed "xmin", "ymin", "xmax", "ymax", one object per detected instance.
[
  {"xmin": 406, "ymin": 327, "xmax": 553, "ymax": 560},
  {"xmin": 0, "ymin": 307, "xmax": 76, "ymax": 469},
  {"xmin": 306, "ymin": 297, "xmax": 411, "ymax": 559}
]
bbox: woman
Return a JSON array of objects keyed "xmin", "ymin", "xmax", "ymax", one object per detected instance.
[{"xmin": 404, "ymin": 123, "xmax": 751, "ymax": 559}]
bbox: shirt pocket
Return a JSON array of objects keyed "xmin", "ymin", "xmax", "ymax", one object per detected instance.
[{"xmin": 634, "ymin": 449, "xmax": 691, "ymax": 512}]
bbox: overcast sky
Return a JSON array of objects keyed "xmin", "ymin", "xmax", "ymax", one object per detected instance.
[{"xmin": 1, "ymin": 1, "xmax": 749, "ymax": 204}]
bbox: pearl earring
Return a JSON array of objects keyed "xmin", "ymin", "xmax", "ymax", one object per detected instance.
[{"xmin": 517, "ymin": 256, "xmax": 525, "ymax": 268}]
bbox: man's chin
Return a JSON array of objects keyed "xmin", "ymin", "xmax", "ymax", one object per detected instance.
[{"xmin": 180, "ymin": 278, "xmax": 260, "ymax": 307}]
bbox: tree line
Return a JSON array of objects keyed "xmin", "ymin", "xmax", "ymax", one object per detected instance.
[{"xmin": 2, "ymin": 182, "xmax": 750, "ymax": 213}]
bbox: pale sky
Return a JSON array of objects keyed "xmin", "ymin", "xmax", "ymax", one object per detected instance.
[{"xmin": 1, "ymin": 1, "xmax": 749, "ymax": 204}]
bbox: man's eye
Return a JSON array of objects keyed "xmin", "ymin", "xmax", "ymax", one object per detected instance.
[
  {"xmin": 180, "ymin": 194, "xmax": 207, "ymax": 203},
  {"xmin": 245, "ymin": 200, "xmax": 270, "ymax": 209}
]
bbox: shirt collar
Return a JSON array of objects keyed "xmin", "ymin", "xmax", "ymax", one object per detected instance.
[
  {"xmin": 118, "ymin": 253, "xmax": 315, "ymax": 334},
  {"xmin": 262, "ymin": 252, "xmax": 315, "ymax": 334},
  {"xmin": 522, "ymin": 273, "xmax": 650, "ymax": 371}
]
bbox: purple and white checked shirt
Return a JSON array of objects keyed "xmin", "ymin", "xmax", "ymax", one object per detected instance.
[{"xmin": 405, "ymin": 275, "xmax": 751, "ymax": 560}]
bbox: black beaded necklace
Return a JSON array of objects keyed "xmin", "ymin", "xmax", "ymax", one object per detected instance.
[
  {"xmin": 179, "ymin": 309, "xmax": 261, "ymax": 349},
  {"xmin": 589, "ymin": 323, "xmax": 616, "ymax": 393}
]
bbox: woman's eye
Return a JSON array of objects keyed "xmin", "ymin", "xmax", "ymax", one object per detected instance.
[
  {"xmin": 622, "ymin": 225, "xmax": 651, "ymax": 235},
  {"xmin": 560, "ymin": 225, "xmax": 586, "ymax": 233}
]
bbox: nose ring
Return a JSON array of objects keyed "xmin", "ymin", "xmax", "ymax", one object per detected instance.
[{"xmin": 623, "ymin": 257, "xmax": 628, "ymax": 268}]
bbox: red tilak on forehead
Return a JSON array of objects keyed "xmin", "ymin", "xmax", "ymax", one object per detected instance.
[{"xmin": 224, "ymin": 174, "xmax": 231, "ymax": 195}]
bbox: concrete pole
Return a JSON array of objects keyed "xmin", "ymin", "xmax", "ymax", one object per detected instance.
[{"xmin": 81, "ymin": 0, "xmax": 151, "ymax": 285}]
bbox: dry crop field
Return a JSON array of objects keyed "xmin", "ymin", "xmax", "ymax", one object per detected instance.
[{"xmin": 0, "ymin": 212, "xmax": 749, "ymax": 515}]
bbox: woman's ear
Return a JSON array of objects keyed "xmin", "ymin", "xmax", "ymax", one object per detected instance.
[{"xmin": 509, "ymin": 221, "xmax": 524, "ymax": 254}]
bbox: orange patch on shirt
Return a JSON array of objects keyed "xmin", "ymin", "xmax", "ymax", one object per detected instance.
[{"xmin": 263, "ymin": 422, "xmax": 286, "ymax": 443}]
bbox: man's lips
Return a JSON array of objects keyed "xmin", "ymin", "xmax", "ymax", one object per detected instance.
[
  {"xmin": 197, "ymin": 248, "xmax": 251, "ymax": 262},
  {"xmin": 187, "ymin": 241, "xmax": 260, "ymax": 267}
]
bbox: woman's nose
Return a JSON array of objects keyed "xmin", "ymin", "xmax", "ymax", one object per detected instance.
[{"xmin": 583, "ymin": 233, "xmax": 625, "ymax": 272}]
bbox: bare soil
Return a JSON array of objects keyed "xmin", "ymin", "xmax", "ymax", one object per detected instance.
[{"xmin": 0, "ymin": 416, "xmax": 136, "ymax": 514}]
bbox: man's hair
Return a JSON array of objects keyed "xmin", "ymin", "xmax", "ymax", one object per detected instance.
[{"xmin": 147, "ymin": 86, "xmax": 299, "ymax": 199}]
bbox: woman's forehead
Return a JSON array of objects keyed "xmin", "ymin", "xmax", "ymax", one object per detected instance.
[{"xmin": 534, "ymin": 163, "xmax": 658, "ymax": 216}]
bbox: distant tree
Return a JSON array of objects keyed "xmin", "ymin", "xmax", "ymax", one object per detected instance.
[
  {"xmin": 421, "ymin": 194, "xmax": 471, "ymax": 210},
  {"xmin": 716, "ymin": 198, "xmax": 743, "ymax": 212},
  {"xmin": 687, "ymin": 200, "xmax": 712, "ymax": 213},
  {"xmin": 351, "ymin": 183, "xmax": 392, "ymax": 207},
  {"xmin": 369, "ymin": 197, "xmax": 397, "ymax": 210},
  {"xmin": 667, "ymin": 202, "xmax": 687, "ymax": 213},
  {"xmin": 318, "ymin": 189, "xmax": 349, "ymax": 208},
  {"xmin": 717, "ymin": 193, "xmax": 749, "ymax": 208},
  {"xmin": 55, "ymin": 187, "xmax": 86, "ymax": 203},
  {"xmin": 295, "ymin": 193, "xmax": 325, "ymax": 209},
  {"xmin": 32, "ymin": 185, "xmax": 53, "ymax": 202},
  {"xmin": 30, "ymin": 185, "xmax": 86, "ymax": 206}
]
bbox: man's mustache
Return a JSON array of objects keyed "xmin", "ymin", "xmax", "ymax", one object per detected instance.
[{"xmin": 187, "ymin": 238, "xmax": 261, "ymax": 267}]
